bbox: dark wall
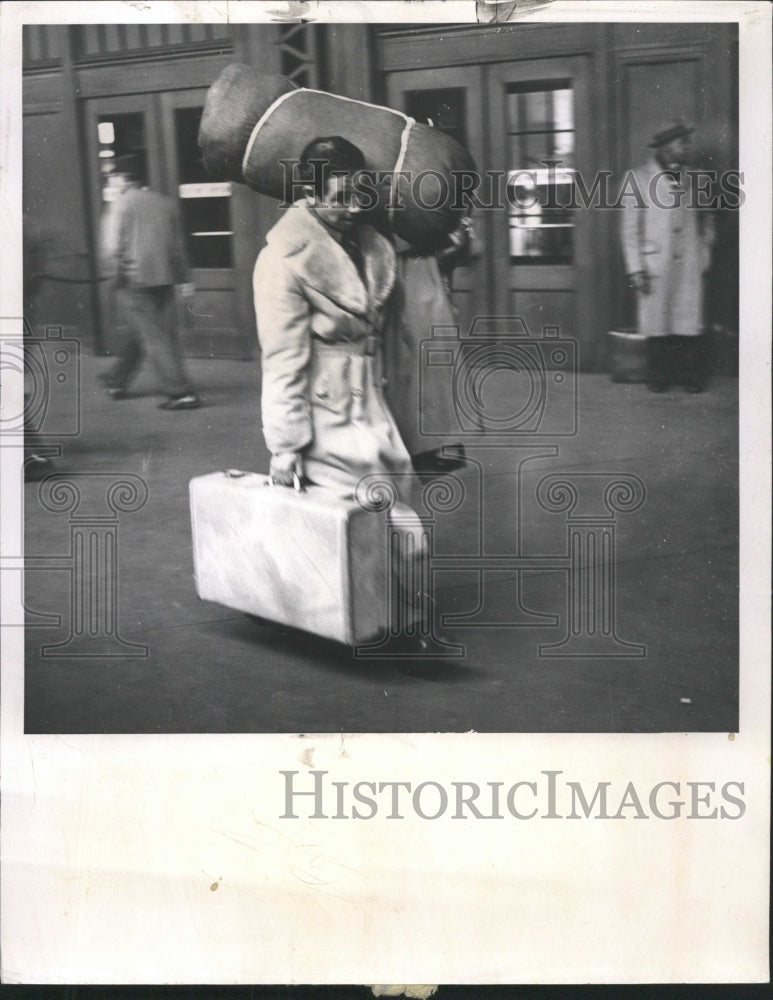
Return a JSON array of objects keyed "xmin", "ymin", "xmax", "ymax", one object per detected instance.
[{"xmin": 23, "ymin": 61, "xmax": 94, "ymax": 339}]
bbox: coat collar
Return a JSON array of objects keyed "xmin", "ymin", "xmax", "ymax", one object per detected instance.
[{"xmin": 266, "ymin": 201, "xmax": 396, "ymax": 316}]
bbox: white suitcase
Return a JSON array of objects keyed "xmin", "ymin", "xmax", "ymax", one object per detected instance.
[{"xmin": 190, "ymin": 470, "xmax": 421, "ymax": 646}]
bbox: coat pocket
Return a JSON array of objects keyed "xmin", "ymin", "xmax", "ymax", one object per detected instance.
[{"xmin": 310, "ymin": 352, "xmax": 352, "ymax": 418}]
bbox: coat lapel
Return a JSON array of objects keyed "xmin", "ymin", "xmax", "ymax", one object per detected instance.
[
  {"xmin": 268, "ymin": 202, "xmax": 396, "ymax": 317},
  {"xmin": 357, "ymin": 224, "xmax": 397, "ymax": 312}
]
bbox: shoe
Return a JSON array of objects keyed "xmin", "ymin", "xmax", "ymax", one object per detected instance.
[
  {"xmin": 106, "ymin": 387, "xmax": 128, "ymax": 399},
  {"xmin": 413, "ymin": 444, "xmax": 466, "ymax": 474},
  {"xmin": 159, "ymin": 394, "xmax": 200, "ymax": 411},
  {"xmin": 646, "ymin": 338, "xmax": 673, "ymax": 393}
]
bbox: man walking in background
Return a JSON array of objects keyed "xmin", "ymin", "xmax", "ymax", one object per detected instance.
[
  {"xmin": 99, "ymin": 154, "xmax": 200, "ymax": 410},
  {"xmin": 621, "ymin": 122, "xmax": 715, "ymax": 393}
]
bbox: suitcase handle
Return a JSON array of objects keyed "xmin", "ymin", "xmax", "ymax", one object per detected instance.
[
  {"xmin": 222, "ymin": 469, "xmax": 304, "ymax": 493},
  {"xmin": 265, "ymin": 472, "xmax": 305, "ymax": 493}
]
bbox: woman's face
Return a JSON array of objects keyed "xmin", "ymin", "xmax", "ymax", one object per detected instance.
[{"xmin": 311, "ymin": 175, "xmax": 363, "ymax": 234}]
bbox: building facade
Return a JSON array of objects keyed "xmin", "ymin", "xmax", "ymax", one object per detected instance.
[{"xmin": 22, "ymin": 21, "xmax": 738, "ymax": 367}]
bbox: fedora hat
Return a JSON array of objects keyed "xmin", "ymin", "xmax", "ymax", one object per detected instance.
[{"xmin": 649, "ymin": 122, "xmax": 695, "ymax": 148}]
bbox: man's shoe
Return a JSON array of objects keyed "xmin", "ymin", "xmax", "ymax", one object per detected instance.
[
  {"xmin": 159, "ymin": 394, "xmax": 200, "ymax": 411},
  {"xmin": 106, "ymin": 387, "xmax": 128, "ymax": 400}
]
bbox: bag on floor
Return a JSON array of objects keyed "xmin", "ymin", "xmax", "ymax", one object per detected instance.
[
  {"xmin": 189, "ymin": 469, "xmax": 423, "ymax": 646},
  {"xmin": 607, "ymin": 328, "xmax": 648, "ymax": 383},
  {"xmin": 198, "ymin": 63, "xmax": 477, "ymax": 250}
]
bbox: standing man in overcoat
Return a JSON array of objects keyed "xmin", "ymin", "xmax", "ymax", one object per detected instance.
[{"xmin": 620, "ymin": 122, "xmax": 715, "ymax": 392}]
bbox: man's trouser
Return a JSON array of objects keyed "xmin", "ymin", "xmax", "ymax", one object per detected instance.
[
  {"xmin": 647, "ymin": 334, "xmax": 707, "ymax": 391},
  {"xmin": 109, "ymin": 285, "xmax": 191, "ymax": 398}
]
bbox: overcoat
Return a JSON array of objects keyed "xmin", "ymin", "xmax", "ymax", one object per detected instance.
[
  {"xmin": 253, "ymin": 201, "xmax": 414, "ymax": 501},
  {"xmin": 620, "ymin": 158, "xmax": 714, "ymax": 338}
]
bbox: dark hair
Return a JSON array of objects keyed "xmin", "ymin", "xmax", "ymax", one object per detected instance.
[{"xmin": 297, "ymin": 136, "xmax": 366, "ymax": 197}]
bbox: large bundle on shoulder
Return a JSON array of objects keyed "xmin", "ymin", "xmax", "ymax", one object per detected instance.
[{"xmin": 198, "ymin": 63, "xmax": 476, "ymax": 250}]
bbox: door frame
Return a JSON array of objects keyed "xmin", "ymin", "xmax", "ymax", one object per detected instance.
[
  {"xmin": 487, "ymin": 55, "xmax": 596, "ymax": 357},
  {"xmin": 84, "ymin": 90, "xmax": 254, "ymax": 358},
  {"xmin": 385, "ymin": 64, "xmax": 490, "ymax": 329},
  {"xmin": 158, "ymin": 88, "xmax": 258, "ymax": 357},
  {"xmin": 158, "ymin": 87, "xmax": 234, "ymax": 296}
]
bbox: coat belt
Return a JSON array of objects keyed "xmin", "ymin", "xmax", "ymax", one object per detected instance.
[{"xmin": 311, "ymin": 334, "xmax": 379, "ymax": 357}]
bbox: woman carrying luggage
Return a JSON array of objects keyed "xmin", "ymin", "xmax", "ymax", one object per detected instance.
[
  {"xmin": 253, "ymin": 136, "xmax": 413, "ymax": 500},
  {"xmin": 253, "ymin": 136, "xmax": 439, "ymax": 652}
]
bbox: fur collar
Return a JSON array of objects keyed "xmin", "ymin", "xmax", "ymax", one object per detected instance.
[{"xmin": 265, "ymin": 201, "xmax": 396, "ymax": 316}]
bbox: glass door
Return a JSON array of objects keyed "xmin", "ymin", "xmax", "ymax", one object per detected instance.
[
  {"xmin": 86, "ymin": 90, "xmax": 253, "ymax": 358},
  {"xmin": 160, "ymin": 89, "xmax": 251, "ymax": 358},
  {"xmin": 488, "ymin": 57, "xmax": 595, "ymax": 361}
]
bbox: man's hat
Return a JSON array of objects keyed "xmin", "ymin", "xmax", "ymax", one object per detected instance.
[{"xmin": 649, "ymin": 121, "xmax": 695, "ymax": 148}]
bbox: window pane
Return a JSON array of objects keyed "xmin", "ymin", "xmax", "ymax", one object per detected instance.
[
  {"xmin": 506, "ymin": 80, "xmax": 575, "ymax": 264},
  {"xmin": 523, "ymin": 90, "xmax": 550, "ymax": 131},
  {"xmin": 175, "ymin": 106, "xmax": 233, "ymax": 268},
  {"xmin": 175, "ymin": 107, "xmax": 210, "ymax": 185},
  {"xmin": 404, "ymin": 88, "xmax": 468, "ymax": 150},
  {"xmin": 98, "ymin": 112, "xmax": 149, "ymax": 202},
  {"xmin": 180, "ymin": 198, "xmax": 233, "ymax": 268}
]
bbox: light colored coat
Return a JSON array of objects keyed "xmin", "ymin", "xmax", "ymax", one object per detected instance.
[
  {"xmin": 620, "ymin": 158, "xmax": 714, "ymax": 337},
  {"xmin": 253, "ymin": 201, "xmax": 414, "ymax": 500}
]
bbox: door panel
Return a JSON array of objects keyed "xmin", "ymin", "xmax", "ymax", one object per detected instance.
[
  {"xmin": 385, "ymin": 66, "xmax": 488, "ymax": 336},
  {"xmin": 386, "ymin": 58, "xmax": 597, "ymax": 367},
  {"xmin": 489, "ymin": 57, "xmax": 594, "ymax": 360},
  {"xmin": 160, "ymin": 89, "xmax": 250, "ymax": 357},
  {"xmin": 507, "ymin": 288, "xmax": 575, "ymax": 335},
  {"xmin": 86, "ymin": 91, "xmax": 252, "ymax": 358}
]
